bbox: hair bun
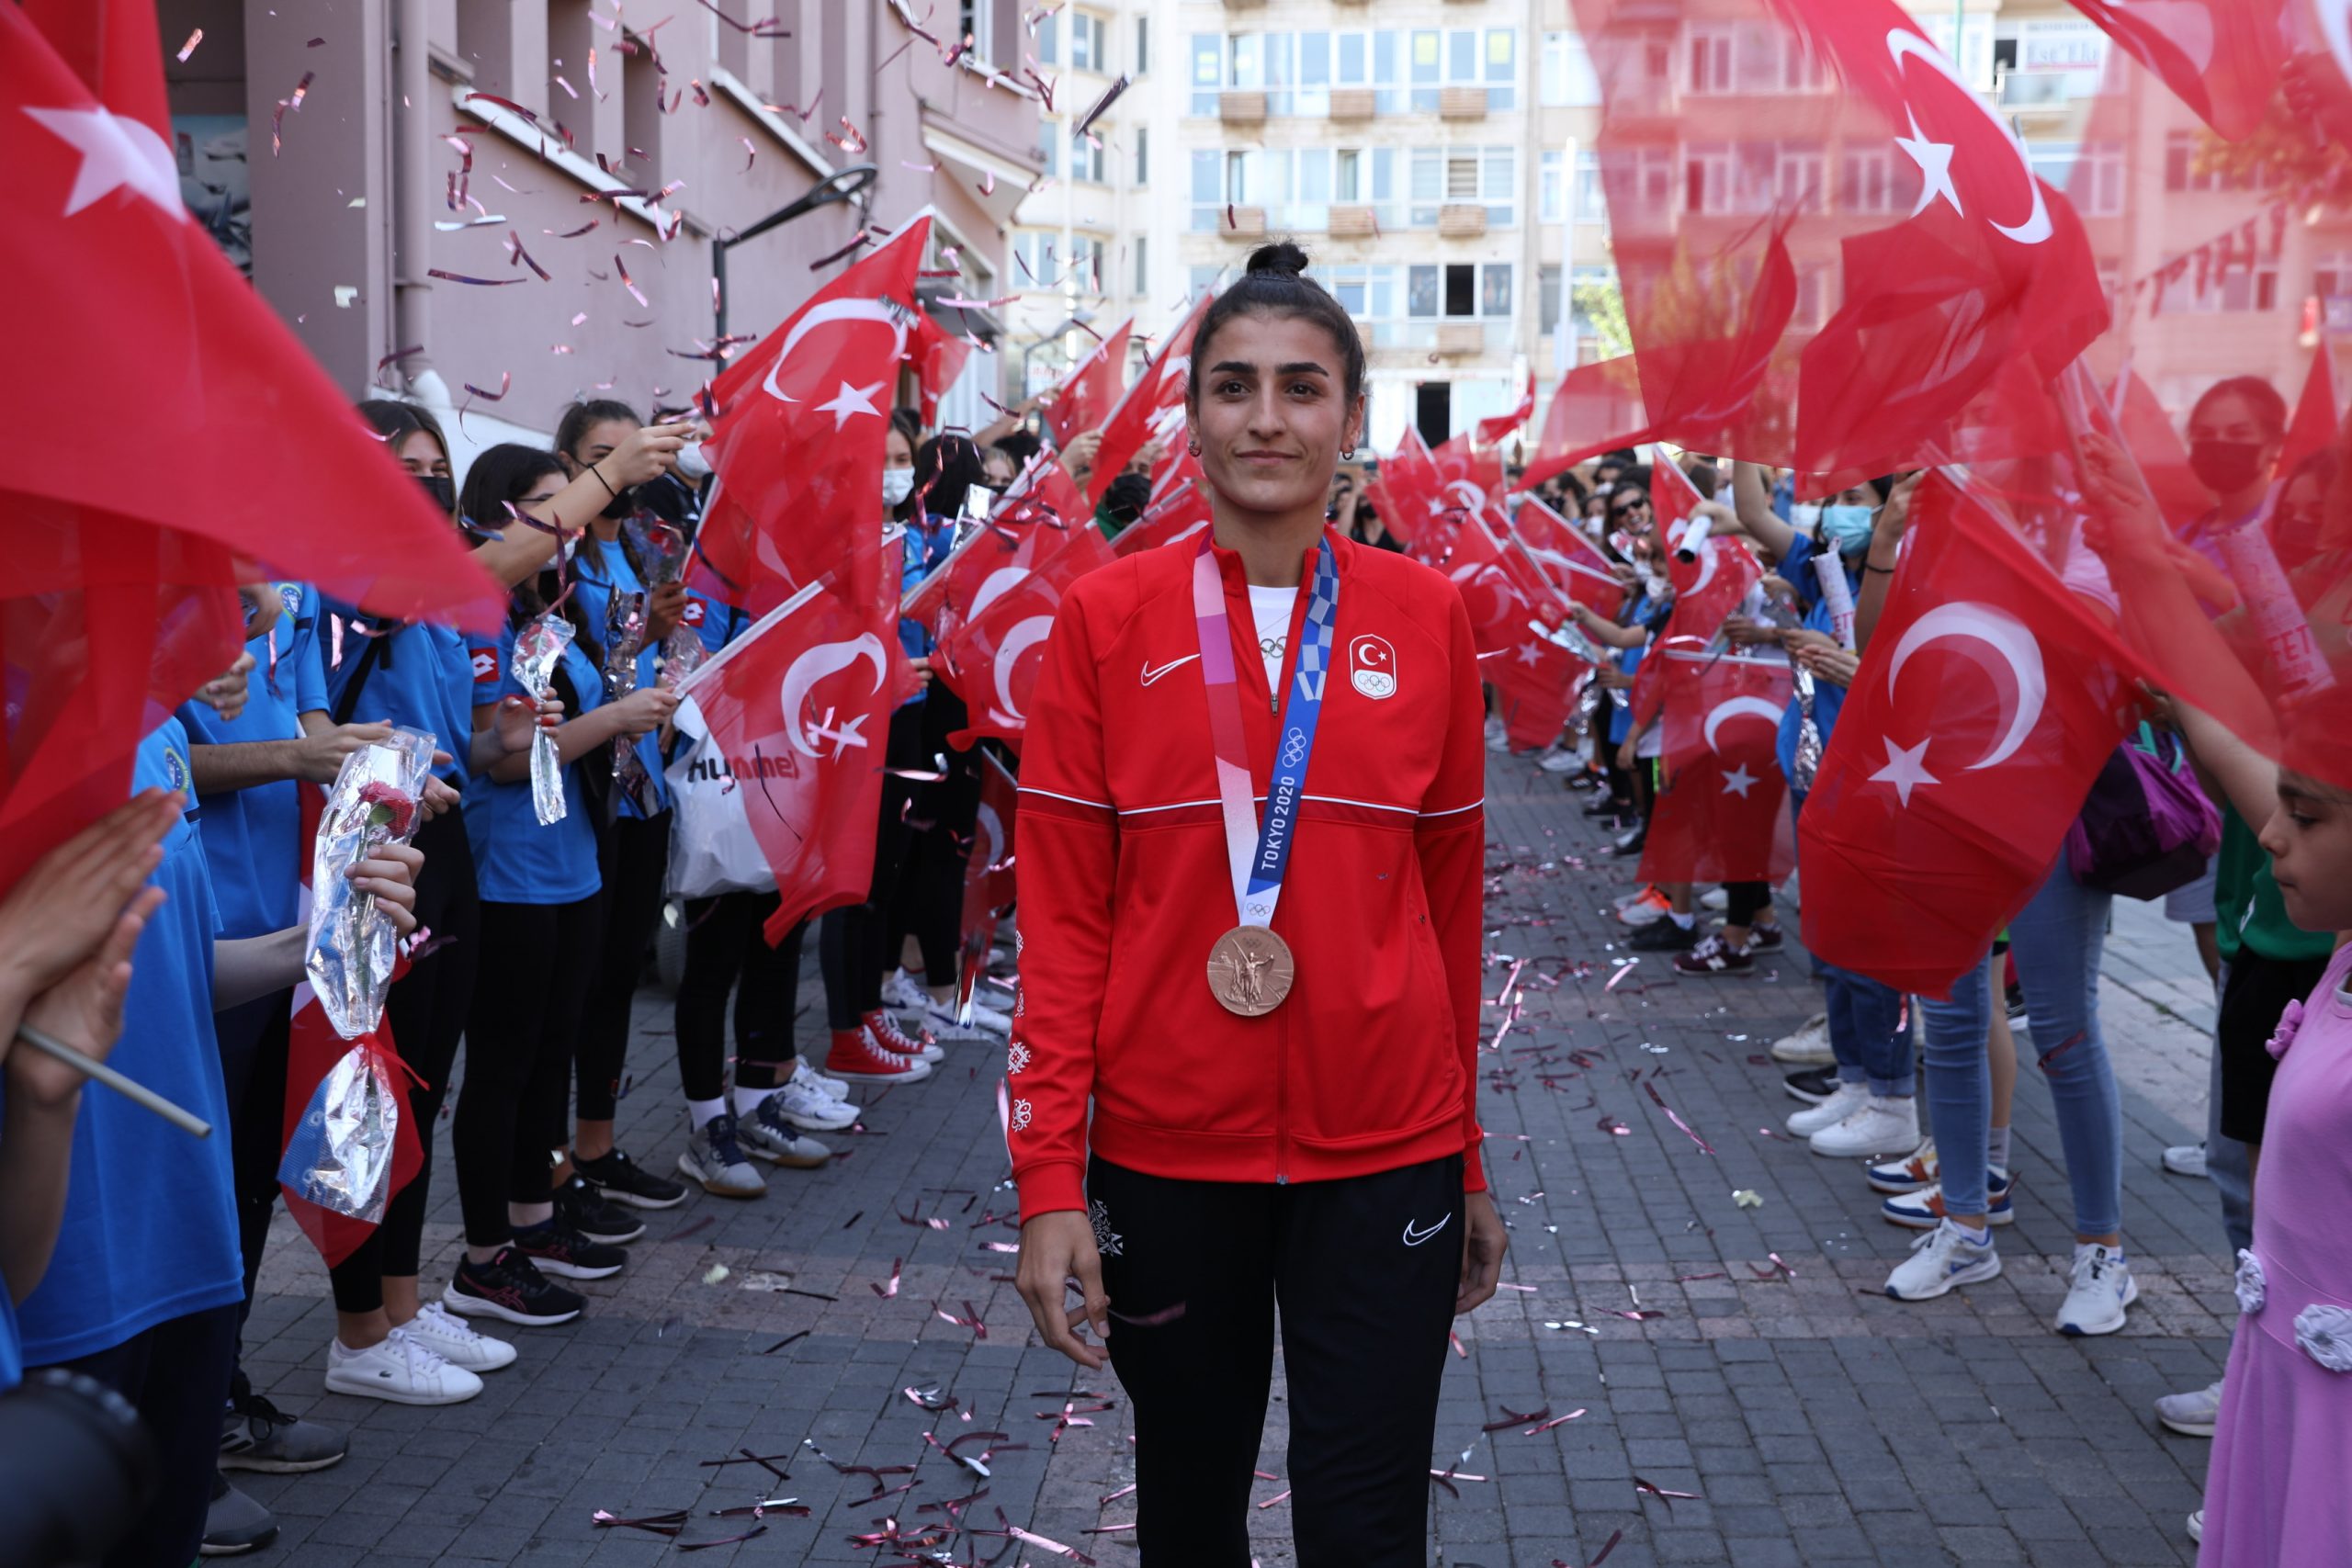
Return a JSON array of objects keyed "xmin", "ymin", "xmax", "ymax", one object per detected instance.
[{"xmin": 1244, "ymin": 240, "xmax": 1311, "ymax": 279}]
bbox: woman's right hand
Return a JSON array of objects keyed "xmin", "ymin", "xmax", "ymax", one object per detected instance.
[
  {"xmin": 595, "ymin": 421, "xmax": 697, "ymax": 491},
  {"xmin": 608, "ymin": 686, "xmax": 681, "ymax": 739}
]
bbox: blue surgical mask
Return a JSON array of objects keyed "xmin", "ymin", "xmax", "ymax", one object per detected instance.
[{"xmin": 1820, "ymin": 504, "xmax": 1874, "ymax": 553}]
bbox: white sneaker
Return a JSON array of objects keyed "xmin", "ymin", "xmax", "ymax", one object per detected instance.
[
  {"xmin": 1809, "ymin": 1096, "xmax": 1920, "ymax": 1159},
  {"xmin": 1866, "ymin": 1138, "xmax": 1939, "ymax": 1194},
  {"xmin": 2187, "ymin": 1509, "xmax": 2203, "ymax": 1543},
  {"xmin": 1484, "ymin": 715, "xmax": 1511, "ymax": 752},
  {"xmin": 1883, "ymin": 1218, "xmax": 2002, "ymax": 1300},
  {"xmin": 1785, "ymin": 1079, "xmax": 1870, "ymax": 1138},
  {"xmin": 2163, "ymin": 1143, "xmax": 2209, "ymax": 1179},
  {"xmin": 881, "ymin": 966, "xmax": 930, "ymax": 1014},
  {"xmin": 400, "ymin": 1301, "xmax": 517, "ymax": 1372},
  {"xmin": 922, "ymin": 994, "xmax": 1011, "ymax": 1042},
  {"xmin": 773, "ymin": 1077, "xmax": 858, "ymax": 1133},
  {"xmin": 1770, "ymin": 1014, "xmax": 1834, "ymax": 1066},
  {"xmin": 1536, "ymin": 745, "xmax": 1580, "ymax": 774},
  {"xmin": 324, "ymin": 1327, "xmax": 482, "ymax": 1405},
  {"xmin": 791, "ymin": 1056, "xmax": 853, "ymax": 1102},
  {"xmin": 1699, "ymin": 887, "xmax": 1729, "ymax": 911},
  {"xmin": 2154, "ymin": 1377, "xmax": 2224, "ymax": 1438},
  {"xmin": 2057, "ymin": 1244, "xmax": 2138, "ymax": 1336}
]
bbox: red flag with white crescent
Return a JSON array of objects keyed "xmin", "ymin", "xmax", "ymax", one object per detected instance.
[
  {"xmin": 1043, "ymin": 318, "xmax": 1132, "ymax": 445},
  {"xmin": 1637, "ymin": 652, "xmax": 1796, "ymax": 886},
  {"xmin": 1798, "ymin": 470, "xmax": 2137, "ymax": 997},
  {"xmin": 902, "ymin": 456, "xmax": 1090, "ymax": 643},
  {"xmin": 1086, "ymin": 292, "xmax": 1214, "ymax": 507},
  {"xmin": 1513, "ymin": 494, "xmax": 1625, "ymax": 620},
  {"xmin": 934, "ymin": 523, "xmax": 1116, "ymax": 748},
  {"xmin": 696, "ymin": 216, "xmax": 933, "ymax": 616}
]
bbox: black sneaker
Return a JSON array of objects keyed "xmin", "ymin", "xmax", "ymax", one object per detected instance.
[
  {"xmin": 1610, "ymin": 826, "xmax": 1648, "ymax": 857},
  {"xmin": 556, "ymin": 1175, "xmax": 647, "ymax": 1244},
  {"xmin": 1583, "ymin": 795, "xmax": 1626, "ymax": 818},
  {"xmin": 514, "ymin": 1219, "xmax": 626, "ymax": 1280},
  {"xmin": 1783, "ymin": 1066, "xmax": 1838, "ymax": 1104},
  {"xmin": 575, "ymin": 1146, "xmax": 689, "ymax": 1210},
  {"xmin": 2005, "ymin": 981, "xmax": 2029, "ymax": 1022},
  {"xmin": 444, "ymin": 1247, "xmax": 586, "ymax": 1326},
  {"xmin": 1626, "ymin": 916, "xmax": 1696, "ymax": 951},
  {"xmin": 1747, "ymin": 924, "xmax": 1784, "ymax": 952}
]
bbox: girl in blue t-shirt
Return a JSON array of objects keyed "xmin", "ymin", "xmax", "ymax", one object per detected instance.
[
  {"xmin": 547, "ymin": 401, "xmax": 697, "ymax": 1221},
  {"xmin": 443, "ymin": 446, "xmax": 678, "ymax": 1331}
]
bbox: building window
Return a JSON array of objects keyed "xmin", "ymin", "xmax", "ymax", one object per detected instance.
[
  {"xmin": 1297, "ymin": 30, "xmax": 1330, "ymax": 118},
  {"xmin": 1038, "ymin": 11, "xmax": 1058, "ymax": 65},
  {"xmin": 1068, "ymin": 131, "xmax": 1105, "ymax": 184},
  {"xmin": 1574, "ymin": 149, "xmax": 1606, "ymax": 226},
  {"xmin": 1134, "ymin": 126, "xmax": 1148, "ymax": 186},
  {"xmin": 1190, "ymin": 264, "xmax": 1223, "ymax": 299},
  {"xmin": 1569, "ymin": 265, "xmax": 1618, "ymax": 364},
  {"xmin": 959, "ymin": 0, "xmax": 992, "ymax": 64},
  {"xmin": 1333, "ymin": 146, "xmax": 1399, "ymax": 226},
  {"xmin": 1067, "ymin": 11, "xmax": 1106, "ymax": 73},
  {"xmin": 1539, "ymin": 148, "xmax": 1563, "ymax": 223},
  {"xmin": 2156, "ymin": 253, "xmax": 2278, "ymax": 313},
  {"xmin": 1776, "ymin": 142, "xmax": 1826, "ymax": 213},
  {"xmin": 2165, "ymin": 130, "xmax": 2264, "ymax": 193},
  {"xmin": 1323, "ymin": 263, "xmax": 1406, "ymax": 346},
  {"xmin": 1334, "ymin": 29, "xmax": 1407, "ymax": 114},
  {"xmin": 1408, "ymin": 26, "xmax": 1515, "ymax": 110},
  {"xmin": 1189, "ymin": 33, "xmax": 1221, "ymax": 115},
  {"xmin": 1135, "ymin": 16, "xmax": 1149, "ymax": 75},
  {"xmin": 1133, "ymin": 234, "xmax": 1148, "ymax": 296},
  {"xmin": 1481, "ymin": 263, "xmax": 1512, "ymax": 318},
  {"xmin": 1408, "ymin": 146, "xmax": 1515, "ymax": 226},
  {"xmin": 1539, "ymin": 263, "xmax": 1563, "ymax": 334},
  {"xmin": 1838, "ymin": 142, "xmax": 1898, "ymax": 214},
  {"xmin": 1192, "ymin": 148, "xmax": 1221, "ymax": 231},
  {"xmin": 2027, "ymin": 140, "xmax": 2123, "ymax": 217},
  {"xmin": 1686, "ymin": 21, "xmax": 1827, "ymax": 96},
  {"xmin": 1016, "ymin": 231, "xmax": 1105, "ymax": 292},
  {"xmin": 1485, "ymin": 28, "xmax": 1517, "ymax": 111},
  {"xmin": 1541, "ymin": 32, "xmax": 1600, "ymax": 106}
]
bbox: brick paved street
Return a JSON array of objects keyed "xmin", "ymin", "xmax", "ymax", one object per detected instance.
[{"xmin": 238, "ymin": 753, "xmax": 2235, "ymax": 1566}]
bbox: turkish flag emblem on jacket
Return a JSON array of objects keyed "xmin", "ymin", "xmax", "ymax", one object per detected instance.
[
  {"xmin": 1798, "ymin": 471, "xmax": 2136, "ymax": 997},
  {"xmin": 1637, "ymin": 652, "xmax": 1795, "ymax": 886}
]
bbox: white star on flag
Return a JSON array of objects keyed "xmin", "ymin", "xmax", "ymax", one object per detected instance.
[
  {"xmin": 815, "ymin": 378, "xmax": 887, "ymax": 430},
  {"xmin": 1721, "ymin": 762, "xmax": 1758, "ymax": 798},
  {"xmin": 1870, "ymin": 736, "xmax": 1939, "ymax": 807},
  {"xmin": 1513, "ymin": 640, "xmax": 1544, "ymax": 666},
  {"xmin": 24, "ymin": 105, "xmax": 185, "ymax": 220},
  {"xmin": 1894, "ymin": 107, "xmax": 1962, "ymax": 220}
]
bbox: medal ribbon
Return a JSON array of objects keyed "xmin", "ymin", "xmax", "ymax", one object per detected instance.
[{"xmin": 1191, "ymin": 535, "xmax": 1340, "ymax": 931}]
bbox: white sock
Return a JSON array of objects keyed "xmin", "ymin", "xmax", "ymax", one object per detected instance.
[
  {"xmin": 1668, "ymin": 910, "xmax": 1695, "ymax": 930},
  {"xmin": 732, "ymin": 1084, "xmax": 773, "ymax": 1118},
  {"xmin": 1952, "ymin": 1222, "xmax": 1991, "ymax": 1246},
  {"xmin": 1985, "ymin": 1125, "xmax": 2011, "ymax": 1170},
  {"xmin": 687, "ymin": 1096, "xmax": 727, "ymax": 1130}
]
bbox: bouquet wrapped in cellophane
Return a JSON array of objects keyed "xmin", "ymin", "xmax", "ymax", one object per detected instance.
[
  {"xmin": 281, "ymin": 728, "xmax": 433, "ymax": 1224},
  {"xmin": 604, "ymin": 586, "xmax": 655, "ymax": 817},
  {"xmin": 514, "ymin": 612, "xmax": 575, "ymax": 824}
]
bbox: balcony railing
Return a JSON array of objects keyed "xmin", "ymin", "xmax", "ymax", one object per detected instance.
[
  {"xmin": 1329, "ymin": 86, "xmax": 1376, "ymax": 120},
  {"xmin": 1224, "ymin": 206, "xmax": 1270, "ymax": 239},
  {"xmin": 1220, "ymin": 90, "xmax": 1268, "ymax": 124},
  {"xmin": 1329, "ymin": 205, "xmax": 1378, "ymax": 237},
  {"xmin": 1439, "ymin": 85, "xmax": 1488, "ymax": 120},
  {"xmin": 1438, "ymin": 203, "xmax": 1488, "ymax": 238}
]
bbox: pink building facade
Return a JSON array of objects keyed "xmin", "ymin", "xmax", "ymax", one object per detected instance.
[{"xmin": 159, "ymin": 0, "xmax": 1044, "ymax": 465}]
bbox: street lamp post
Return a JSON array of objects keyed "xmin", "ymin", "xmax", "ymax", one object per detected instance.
[{"xmin": 710, "ymin": 163, "xmax": 878, "ymax": 342}]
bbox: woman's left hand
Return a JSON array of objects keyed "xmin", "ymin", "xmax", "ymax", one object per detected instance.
[
  {"xmin": 1456, "ymin": 1190, "xmax": 1508, "ymax": 1314},
  {"xmin": 645, "ymin": 581, "xmax": 688, "ymax": 645},
  {"xmin": 347, "ymin": 841, "xmax": 424, "ymax": 936}
]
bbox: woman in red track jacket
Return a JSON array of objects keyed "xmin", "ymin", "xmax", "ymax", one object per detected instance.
[{"xmin": 1012, "ymin": 242, "xmax": 1504, "ymax": 1566}]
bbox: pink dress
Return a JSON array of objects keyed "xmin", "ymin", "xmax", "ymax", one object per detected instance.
[{"xmin": 2199, "ymin": 942, "xmax": 2352, "ymax": 1566}]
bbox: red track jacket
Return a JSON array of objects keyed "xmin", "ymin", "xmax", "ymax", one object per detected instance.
[{"xmin": 1008, "ymin": 527, "xmax": 1488, "ymax": 1223}]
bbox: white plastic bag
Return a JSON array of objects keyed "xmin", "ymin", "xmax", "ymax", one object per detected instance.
[{"xmin": 663, "ymin": 695, "xmax": 775, "ymax": 901}]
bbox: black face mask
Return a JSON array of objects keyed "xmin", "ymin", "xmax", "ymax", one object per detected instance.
[
  {"xmin": 598, "ymin": 484, "xmax": 639, "ymax": 521},
  {"xmin": 2188, "ymin": 438, "xmax": 2267, "ymax": 496},
  {"xmin": 417, "ymin": 473, "xmax": 457, "ymax": 513}
]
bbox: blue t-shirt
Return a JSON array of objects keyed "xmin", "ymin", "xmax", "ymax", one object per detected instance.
[
  {"xmin": 571, "ymin": 539, "xmax": 672, "ymax": 818},
  {"xmin": 0, "ymin": 1291, "xmax": 18, "ymax": 1391},
  {"xmin": 1773, "ymin": 530, "xmax": 1853, "ymax": 781},
  {"xmin": 463, "ymin": 621, "xmax": 607, "ymax": 905},
  {"xmin": 318, "ymin": 604, "xmax": 478, "ymax": 791},
  {"xmin": 685, "ymin": 590, "xmax": 750, "ymax": 660},
  {"xmin": 177, "ymin": 581, "xmax": 325, "ymax": 939},
  {"xmin": 16, "ymin": 721, "xmax": 241, "ymax": 1365},
  {"xmin": 896, "ymin": 519, "xmax": 952, "ymax": 711}
]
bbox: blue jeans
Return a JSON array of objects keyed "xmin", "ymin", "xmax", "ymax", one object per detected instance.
[
  {"xmin": 2204, "ymin": 962, "xmax": 2253, "ymax": 1256},
  {"xmin": 1918, "ymin": 860, "xmax": 2122, "ymax": 1235},
  {"xmin": 1792, "ymin": 789, "xmax": 1914, "ymax": 1098}
]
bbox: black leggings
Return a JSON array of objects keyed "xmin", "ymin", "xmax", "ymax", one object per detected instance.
[
  {"xmin": 455, "ymin": 893, "xmax": 604, "ymax": 1245},
  {"xmin": 578, "ymin": 811, "xmax": 670, "ymax": 1122},
  {"xmin": 675, "ymin": 895, "xmax": 806, "ymax": 1100},
  {"xmin": 380, "ymin": 807, "xmax": 481, "ymax": 1278},
  {"xmin": 820, "ymin": 704, "xmax": 924, "ymax": 1031},
  {"xmin": 888, "ymin": 720, "xmax": 983, "ymax": 987},
  {"xmin": 44, "ymin": 1303, "xmax": 240, "ymax": 1568},
  {"xmin": 1090, "ymin": 1154, "xmax": 1464, "ymax": 1566},
  {"xmin": 220, "ymin": 993, "xmax": 381, "ymax": 1368},
  {"xmin": 1724, "ymin": 881, "xmax": 1773, "ymax": 927}
]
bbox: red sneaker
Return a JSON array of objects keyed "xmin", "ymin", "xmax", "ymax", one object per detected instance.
[
  {"xmin": 863, "ymin": 1009, "xmax": 944, "ymax": 1064},
  {"xmin": 824, "ymin": 1027, "xmax": 933, "ymax": 1085}
]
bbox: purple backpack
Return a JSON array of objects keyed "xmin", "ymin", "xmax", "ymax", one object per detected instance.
[{"xmin": 2065, "ymin": 725, "xmax": 2221, "ymax": 900}]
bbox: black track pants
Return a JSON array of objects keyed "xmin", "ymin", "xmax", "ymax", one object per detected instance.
[{"xmin": 1087, "ymin": 1153, "xmax": 1464, "ymax": 1567}]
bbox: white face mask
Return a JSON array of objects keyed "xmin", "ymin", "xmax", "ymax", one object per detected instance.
[
  {"xmin": 674, "ymin": 442, "xmax": 712, "ymax": 481},
  {"xmin": 882, "ymin": 466, "xmax": 916, "ymax": 507},
  {"xmin": 1789, "ymin": 502, "xmax": 1823, "ymax": 529}
]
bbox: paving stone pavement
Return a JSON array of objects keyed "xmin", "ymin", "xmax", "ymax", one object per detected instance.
[{"xmin": 239, "ymin": 751, "xmax": 2236, "ymax": 1565}]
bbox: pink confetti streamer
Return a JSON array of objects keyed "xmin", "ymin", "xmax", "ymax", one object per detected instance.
[
  {"xmin": 1525, "ymin": 1408, "xmax": 1588, "ymax": 1435},
  {"xmin": 1641, "ymin": 1079, "xmax": 1715, "ymax": 1155},
  {"xmin": 615, "ymin": 254, "xmax": 649, "ymax": 308},
  {"xmin": 426, "ymin": 268, "xmax": 526, "ymax": 287},
  {"xmin": 871, "ymin": 1258, "xmax": 901, "ymax": 1298},
  {"xmin": 176, "ymin": 28, "xmax": 203, "ymax": 61}
]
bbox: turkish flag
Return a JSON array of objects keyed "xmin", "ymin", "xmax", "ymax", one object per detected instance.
[
  {"xmin": 1370, "ymin": 423, "xmax": 1446, "ymax": 549},
  {"xmin": 695, "ymin": 216, "xmax": 932, "ymax": 616},
  {"xmin": 1087, "ymin": 291, "xmax": 1214, "ymax": 507},
  {"xmin": 1476, "ymin": 373, "xmax": 1538, "ymax": 446},
  {"xmin": 1514, "ymin": 495, "xmax": 1625, "ymax": 620},
  {"xmin": 2279, "ymin": 345, "xmax": 2340, "ymax": 479},
  {"xmin": 1799, "ymin": 470, "xmax": 2138, "ymax": 997},
  {"xmin": 1112, "ymin": 478, "xmax": 1216, "ymax": 558},
  {"xmin": 1431, "ymin": 432, "xmax": 1506, "ymax": 513},
  {"xmin": 934, "ymin": 524, "xmax": 1116, "ymax": 747},
  {"xmin": 952, "ymin": 746, "xmax": 1021, "ymax": 1022},
  {"xmin": 1637, "ymin": 652, "xmax": 1796, "ymax": 886},
  {"xmin": 1451, "ymin": 515, "xmax": 1579, "ymax": 748},
  {"xmin": 2064, "ymin": 0, "xmax": 2290, "ymax": 141},
  {"xmin": 2, "ymin": 1, "xmax": 502, "ymax": 894},
  {"xmin": 1521, "ymin": 356, "xmax": 1655, "ymax": 490},
  {"xmin": 902, "ymin": 457, "xmax": 1089, "ymax": 643},
  {"xmin": 1657, "ymin": 460, "xmax": 1762, "ymax": 645},
  {"xmin": 676, "ymin": 575, "xmax": 910, "ymax": 942},
  {"xmin": 1043, "ymin": 318, "xmax": 1132, "ymax": 445},
  {"xmin": 907, "ymin": 308, "xmax": 974, "ymax": 430},
  {"xmin": 1570, "ymin": 0, "xmax": 2109, "ymax": 478}
]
